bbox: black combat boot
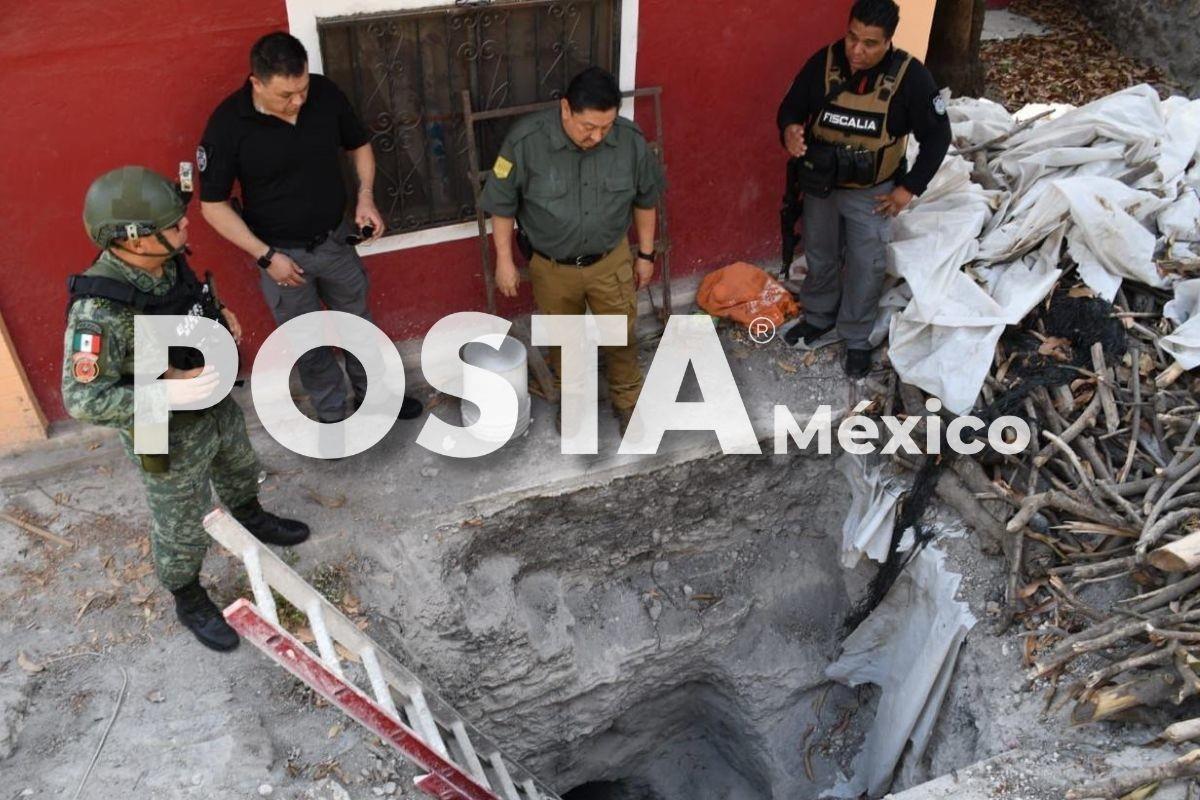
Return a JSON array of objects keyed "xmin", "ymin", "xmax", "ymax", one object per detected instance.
[
  {"xmin": 844, "ymin": 348, "xmax": 873, "ymax": 379},
  {"xmin": 172, "ymin": 581, "xmax": 239, "ymax": 652},
  {"xmin": 230, "ymin": 499, "xmax": 311, "ymax": 546},
  {"xmin": 347, "ymin": 393, "xmax": 423, "ymax": 420},
  {"xmin": 784, "ymin": 320, "xmax": 835, "ymax": 349}
]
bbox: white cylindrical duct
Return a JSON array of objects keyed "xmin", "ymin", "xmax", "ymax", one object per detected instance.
[{"xmin": 460, "ymin": 336, "xmax": 531, "ymax": 441}]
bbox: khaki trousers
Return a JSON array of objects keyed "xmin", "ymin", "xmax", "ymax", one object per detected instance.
[{"xmin": 529, "ymin": 241, "xmax": 642, "ymax": 413}]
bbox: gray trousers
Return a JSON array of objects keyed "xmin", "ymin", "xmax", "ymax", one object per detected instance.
[
  {"xmin": 800, "ymin": 180, "xmax": 894, "ymax": 350},
  {"xmin": 259, "ymin": 220, "xmax": 371, "ymax": 421}
]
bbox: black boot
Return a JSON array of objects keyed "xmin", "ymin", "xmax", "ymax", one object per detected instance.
[
  {"xmin": 398, "ymin": 395, "xmax": 423, "ymax": 420},
  {"xmin": 844, "ymin": 348, "xmax": 873, "ymax": 379},
  {"xmin": 172, "ymin": 581, "xmax": 239, "ymax": 652},
  {"xmin": 231, "ymin": 499, "xmax": 311, "ymax": 546},
  {"xmin": 349, "ymin": 393, "xmax": 423, "ymax": 420},
  {"xmin": 784, "ymin": 320, "xmax": 835, "ymax": 349}
]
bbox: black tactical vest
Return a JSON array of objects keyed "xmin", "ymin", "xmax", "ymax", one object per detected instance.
[{"xmin": 67, "ymin": 255, "xmax": 226, "ymax": 371}]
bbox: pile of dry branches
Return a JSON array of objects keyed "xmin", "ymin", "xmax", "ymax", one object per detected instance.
[{"xmin": 865, "ymin": 272, "xmax": 1200, "ymax": 797}]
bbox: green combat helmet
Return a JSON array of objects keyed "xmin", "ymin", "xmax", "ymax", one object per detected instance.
[{"xmin": 82, "ymin": 165, "xmax": 188, "ymax": 255}]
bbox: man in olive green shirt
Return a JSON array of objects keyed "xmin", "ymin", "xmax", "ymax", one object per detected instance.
[{"xmin": 480, "ymin": 67, "xmax": 664, "ymax": 434}]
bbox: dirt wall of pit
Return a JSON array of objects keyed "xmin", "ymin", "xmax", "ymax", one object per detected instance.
[{"xmin": 351, "ymin": 452, "xmax": 876, "ymax": 799}]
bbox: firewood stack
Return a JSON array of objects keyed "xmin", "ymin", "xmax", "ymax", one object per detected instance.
[{"xmin": 867, "ymin": 270, "xmax": 1200, "ymax": 796}]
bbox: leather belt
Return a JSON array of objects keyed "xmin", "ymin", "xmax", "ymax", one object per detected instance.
[
  {"xmin": 533, "ymin": 248, "xmax": 610, "ymax": 267},
  {"xmin": 270, "ymin": 229, "xmax": 336, "ymax": 252}
]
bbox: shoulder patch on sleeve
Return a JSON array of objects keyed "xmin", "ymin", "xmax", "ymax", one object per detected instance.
[
  {"xmin": 72, "ymin": 353, "xmax": 100, "ymax": 383},
  {"xmin": 932, "ymin": 95, "xmax": 947, "ymax": 116},
  {"xmin": 492, "ymin": 155, "xmax": 513, "ymax": 180},
  {"xmin": 71, "ymin": 323, "xmax": 104, "ymax": 356},
  {"xmin": 196, "ymin": 144, "xmax": 209, "ymax": 173}
]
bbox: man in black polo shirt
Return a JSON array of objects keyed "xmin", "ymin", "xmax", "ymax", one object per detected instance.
[{"xmin": 199, "ymin": 31, "xmax": 421, "ymax": 423}]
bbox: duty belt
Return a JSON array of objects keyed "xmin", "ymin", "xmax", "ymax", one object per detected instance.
[{"xmin": 533, "ymin": 248, "xmax": 610, "ymax": 267}]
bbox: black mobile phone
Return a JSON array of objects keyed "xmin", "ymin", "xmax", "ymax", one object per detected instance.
[{"xmin": 346, "ymin": 225, "xmax": 376, "ymax": 246}]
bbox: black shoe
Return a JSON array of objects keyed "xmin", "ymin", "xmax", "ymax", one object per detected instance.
[
  {"xmin": 172, "ymin": 581, "xmax": 239, "ymax": 652},
  {"xmin": 345, "ymin": 395, "xmax": 421, "ymax": 421},
  {"xmin": 231, "ymin": 499, "xmax": 311, "ymax": 547},
  {"xmin": 845, "ymin": 348, "xmax": 872, "ymax": 379},
  {"xmin": 398, "ymin": 396, "xmax": 423, "ymax": 420},
  {"xmin": 784, "ymin": 321, "xmax": 835, "ymax": 348}
]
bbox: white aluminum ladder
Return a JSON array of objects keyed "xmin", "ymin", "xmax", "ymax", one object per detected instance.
[{"xmin": 203, "ymin": 508, "xmax": 561, "ymax": 800}]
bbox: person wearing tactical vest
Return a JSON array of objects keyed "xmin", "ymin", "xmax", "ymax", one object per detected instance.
[
  {"xmin": 63, "ymin": 165, "xmax": 312, "ymax": 652},
  {"xmin": 776, "ymin": 0, "xmax": 951, "ymax": 378}
]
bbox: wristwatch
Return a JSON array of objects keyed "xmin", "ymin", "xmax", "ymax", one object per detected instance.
[
  {"xmin": 636, "ymin": 249, "xmax": 656, "ymax": 262},
  {"xmin": 256, "ymin": 247, "xmax": 276, "ymax": 269}
]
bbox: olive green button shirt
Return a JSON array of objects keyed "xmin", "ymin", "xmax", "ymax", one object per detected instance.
[{"xmin": 479, "ymin": 108, "xmax": 664, "ymax": 260}]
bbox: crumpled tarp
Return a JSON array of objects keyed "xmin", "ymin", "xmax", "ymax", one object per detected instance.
[
  {"xmin": 836, "ymin": 453, "xmax": 909, "ymax": 568},
  {"xmin": 1160, "ymin": 187, "xmax": 1200, "ymax": 241},
  {"xmin": 823, "ymin": 545, "xmax": 977, "ymax": 799},
  {"xmin": 886, "ymin": 153, "xmax": 1062, "ymax": 413},
  {"xmin": 885, "ymin": 85, "xmax": 1200, "ymax": 413},
  {"xmin": 1163, "ymin": 278, "xmax": 1200, "ymax": 370}
]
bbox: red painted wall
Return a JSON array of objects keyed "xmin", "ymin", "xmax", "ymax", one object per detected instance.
[{"xmin": 0, "ymin": 0, "xmax": 849, "ymax": 422}]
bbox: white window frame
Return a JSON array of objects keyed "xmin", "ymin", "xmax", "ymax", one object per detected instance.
[{"xmin": 286, "ymin": 0, "xmax": 640, "ymax": 258}]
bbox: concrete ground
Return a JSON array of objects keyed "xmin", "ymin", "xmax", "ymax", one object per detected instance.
[
  {"xmin": 889, "ymin": 744, "xmax": 1196, "ymax": 800},
  {"xmin": 0, "ymin": 317, "xmax": 853, "ymax": 799},
  {"xmin": 981, "ymin": 9, "xmax": 1049, "ymax": 42}
]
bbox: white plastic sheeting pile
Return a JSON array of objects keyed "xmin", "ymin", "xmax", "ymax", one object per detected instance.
[
  {"xmin": 1164, "ymin": 277, "xmax": 1200, "ymax": 369},
  {"xmin": 823, "ymin": 540, "xmax": 976, "ymax": 798},
  {"xmin": 827, "ymin": 454, "xmax": 975, "ymax": 799},
  {"xmin": 885, "ymin": 85, "xmax": 1200, "ymax": 414},
  {"xmin": 835, "ymin": 453, "xmax": 908, "ymax": 568}
]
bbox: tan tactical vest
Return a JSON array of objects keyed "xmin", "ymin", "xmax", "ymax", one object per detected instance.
[{"xmin": 810, "ymin": 45, "xmax": 913, "ymax": 189}]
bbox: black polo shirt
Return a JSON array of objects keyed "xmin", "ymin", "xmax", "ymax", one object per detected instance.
[{"xmin": 198, "ymin": 73, "xmax": 370, "ymax": 245}]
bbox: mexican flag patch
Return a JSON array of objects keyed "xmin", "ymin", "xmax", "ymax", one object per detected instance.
[{"xmin": 72, "ymin": 331, "xmax": 102, "ymax": 355}]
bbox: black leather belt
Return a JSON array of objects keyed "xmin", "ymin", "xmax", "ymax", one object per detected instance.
[
  {"xmin": 271, "ymin": 229, "xmax": 335, "ymax": 252},
  {"xmin": 533, "ymin": 248, "xmax": 609, "ymax": 267}
]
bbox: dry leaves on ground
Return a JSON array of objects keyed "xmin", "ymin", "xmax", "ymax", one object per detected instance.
[{"xmin": 981, "ymin": 0, "xmax": 1177, "ymax": 109}]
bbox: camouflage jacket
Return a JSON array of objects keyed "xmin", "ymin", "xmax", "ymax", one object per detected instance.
[{"xmin": 61, "ymin": 252, "xmax": 179, "ymax": 429}]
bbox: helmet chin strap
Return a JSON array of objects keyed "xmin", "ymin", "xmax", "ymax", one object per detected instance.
[
  {"xmin": 152, "ymin": 230, "xmax": 189, "ymax": 258},
  {"xmin": 113, "ymin": 230, "xmax": 187, "ymax": 260},
  {"xmin": 112, "ymin": 231, "xmax": 187, "ymax": 262}
]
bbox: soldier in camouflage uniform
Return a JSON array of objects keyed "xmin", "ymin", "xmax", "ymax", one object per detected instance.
[{"xmin": 63, "ymin": 165, "xmax": 311, "ymax": 652}]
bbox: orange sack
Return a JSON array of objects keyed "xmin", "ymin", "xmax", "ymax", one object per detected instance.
[{"xmin": 697, "ymin": 262, "xmax": 800, "ymax": 328}]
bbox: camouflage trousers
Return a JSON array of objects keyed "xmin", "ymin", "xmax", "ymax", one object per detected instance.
[{"xmin": 121, "ymin": 396, "xmax": 260, "ymax": 592}]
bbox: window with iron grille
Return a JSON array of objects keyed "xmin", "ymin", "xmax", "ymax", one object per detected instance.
[{"xmin": 318, "ymin": 0, "xmax": 621, "ymax": 237}]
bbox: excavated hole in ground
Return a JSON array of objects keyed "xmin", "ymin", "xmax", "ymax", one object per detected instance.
[{"xmin": 355, "ymin": 453, "xmax": 884, "ymax": 799}]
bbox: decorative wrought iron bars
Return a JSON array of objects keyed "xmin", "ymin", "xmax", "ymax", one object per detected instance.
[{"xmin": 319, "ymin": 0, "xmax": 620, "ymax": 236}]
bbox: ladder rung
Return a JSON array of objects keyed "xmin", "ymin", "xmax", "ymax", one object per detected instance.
[
  {"xmin": 360, "ymin": 647, "xmax": 401, "ymax": 721},
  {"xmin": 488, "ymin": 752, "xmax": 522, "ymax": 800},
  {"xmin": 452, "ymin": 720, "xmax": 491, "ymax": 787},
  {"xmin": 243, "ymin": 546, "xmax": 278, "ymax": 626},
  {"xmin": 409, "ymin": 689, "xmax": 449, "ymax": 758},
  {"xmin": 306, "ymin": 601, "xmax": 343, "ymax": 679},
  {"xmin": 521, "ymin": 779, "xmax": 541, "ymax": 800}
]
